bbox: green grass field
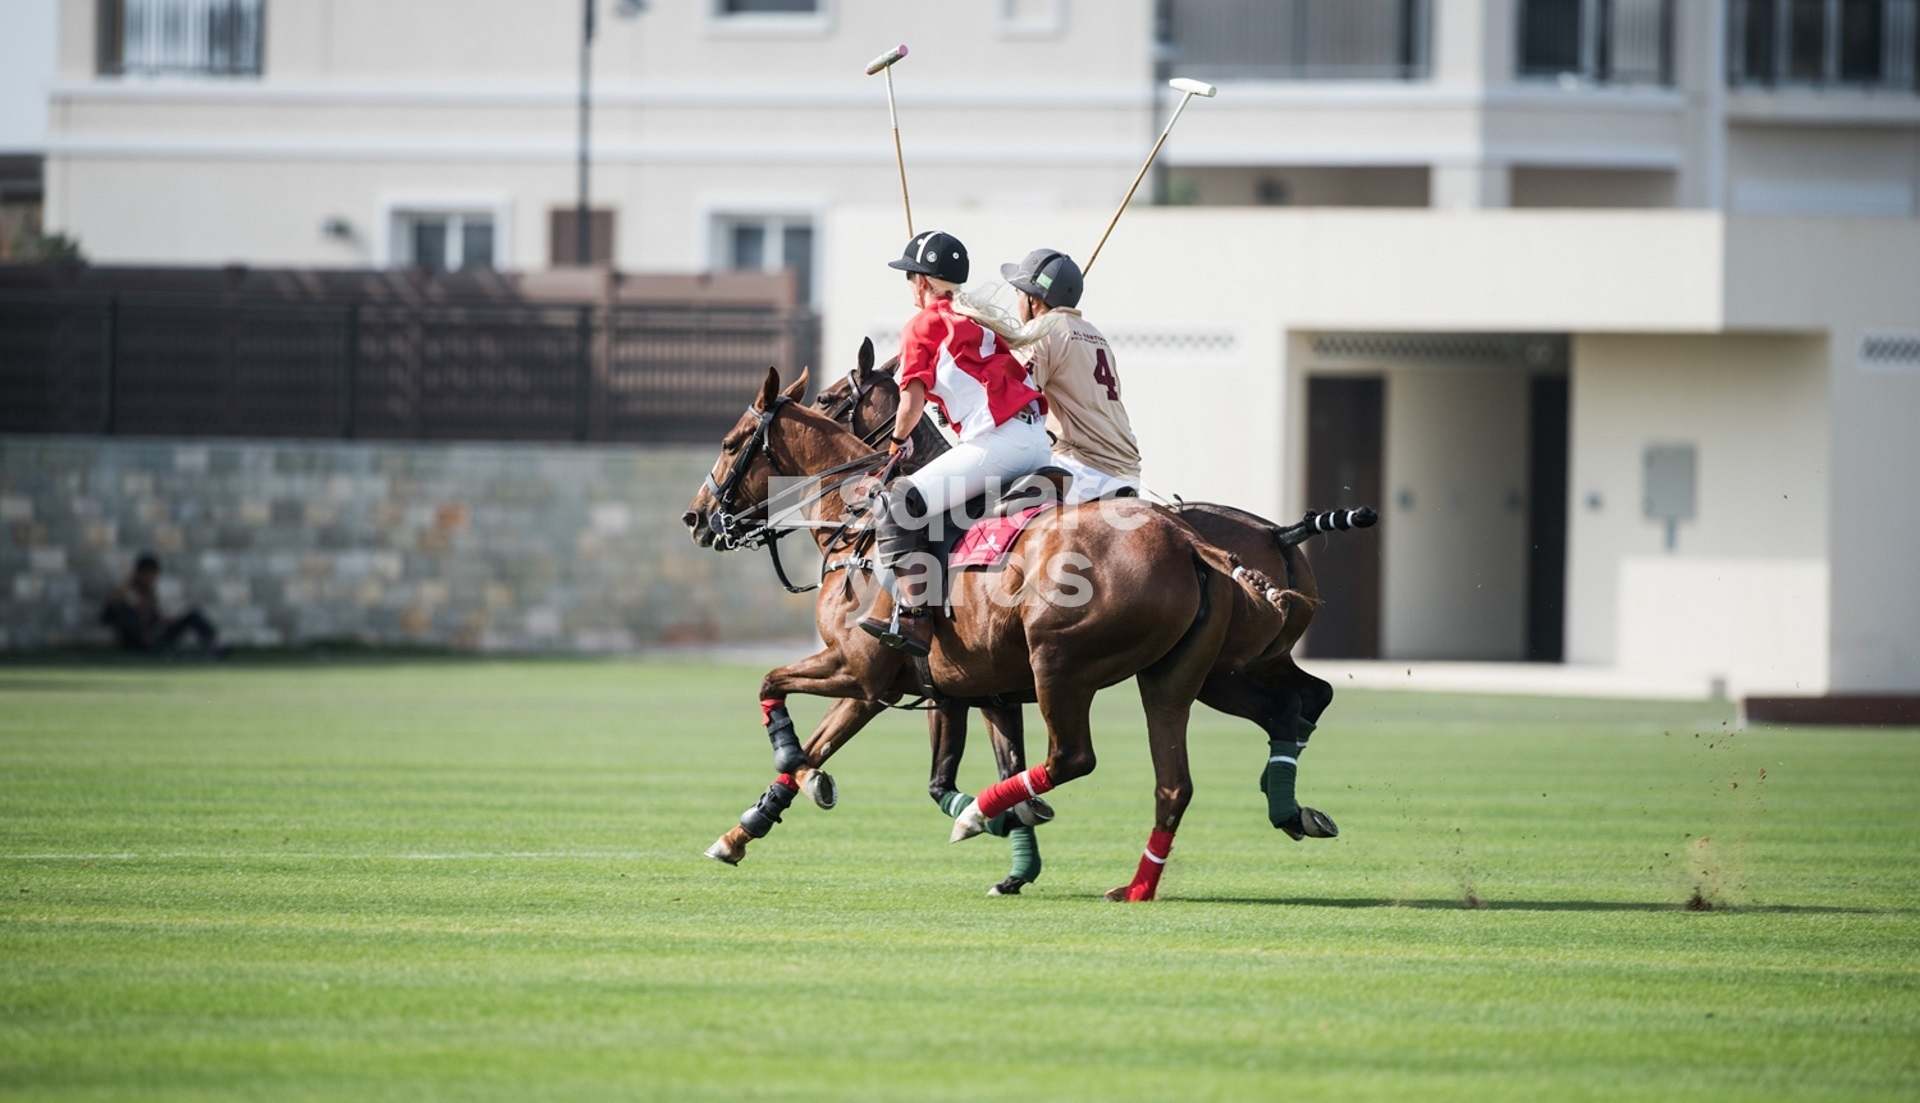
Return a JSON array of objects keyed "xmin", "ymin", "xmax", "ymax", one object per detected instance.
[{"xmin": 1, "ymin": 658, "xmax": 1916, "ymax": 1101}]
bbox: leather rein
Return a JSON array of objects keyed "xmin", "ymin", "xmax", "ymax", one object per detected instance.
[{"xmin": 701, "ymin": 394, "xmax": 887, "ymax": 594}]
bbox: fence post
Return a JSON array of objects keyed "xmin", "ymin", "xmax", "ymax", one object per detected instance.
[
  {"xmin": 100, "ymin": 295, "xmax": 118, "ymax": 435},
  {"xmin": 575, "ymin": 305, "xmax": 593, "ymax": 443},
  {"xmin": 341, "ymin": 300, "xmax": 359, "ymax": 439}
]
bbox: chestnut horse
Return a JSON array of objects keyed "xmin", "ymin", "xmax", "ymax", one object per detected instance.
[
  {"xmin": 685, "ymin": 365, "xmax": 1306, "ymax": 900},
  {"xmin": 814, "ymin": 345, "xmax": 1353, "ymax": 877}
]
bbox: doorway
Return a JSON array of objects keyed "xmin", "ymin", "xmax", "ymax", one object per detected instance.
[{"xmin": 1303, "ymin": 376, "xmax": 1384, "ymax": 658}]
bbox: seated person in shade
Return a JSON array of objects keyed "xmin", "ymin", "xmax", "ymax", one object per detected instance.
[{"xmin": 100, "ymin": 553, "xmax": 223, "ymax": 656}]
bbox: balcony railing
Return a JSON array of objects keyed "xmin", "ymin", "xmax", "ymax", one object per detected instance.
[
  {"xmin": 1728, "ymin": 0, "xmax": 1920, "ymax": 90},
  {"xmin": 98, "ymin": 0, "xmax": 264, "ymax": 78},
  {"xmin": 1156, "ymin": 0, "xmax": 1432, "ymax": 81},
  {"xmin": 1518, "ymin": 0, "xmax": 1675, "ymax": 86}
]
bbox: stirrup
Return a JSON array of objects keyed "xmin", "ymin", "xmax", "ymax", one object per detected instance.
[{"xmin": 860, "ymin": 606, "xmax": 931, "ymax": 658}]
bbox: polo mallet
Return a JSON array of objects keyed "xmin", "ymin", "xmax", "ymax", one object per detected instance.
[
  {"xmin": 865, "ymin": 44, "xmax": 913, "ymax": 238},
  {"xmin": 1083, "ymin": 77, "xmax": 1217, "ymax": 275}
]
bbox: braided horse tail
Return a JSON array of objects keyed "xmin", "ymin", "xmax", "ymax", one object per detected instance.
[
  {"xmin": 1188, "ymin": 540, "xmax": 1314, "ymax": 637},
  {"xmin": 1274, "ymin": 507, "xmax": 1379, "ymax": 549}
]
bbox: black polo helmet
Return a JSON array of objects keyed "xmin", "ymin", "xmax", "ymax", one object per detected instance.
[
  {"xmin": 887, "ymin": 230, "xmax": 969, "ymax": 283},
  {"xmin": 999, "ymin": 248, "xmax": 1084, "ymax": 309}
]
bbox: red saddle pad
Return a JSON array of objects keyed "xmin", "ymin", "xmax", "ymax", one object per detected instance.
[{"xmin": 948, "ymin": 503, "xmax": 1057, "ymax": 569}]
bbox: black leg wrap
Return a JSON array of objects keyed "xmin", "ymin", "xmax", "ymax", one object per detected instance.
[
  {"xmin": 738, "ymin": 780, "xmax": 798, "ymax": 839},
  {"xmin": 764, "ymin": 705, "xmax": 807, "ymax": 774}
]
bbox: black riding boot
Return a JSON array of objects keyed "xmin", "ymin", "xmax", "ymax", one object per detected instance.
[{"xmin": 859, "ymin": 485, "xmax": 936, "ymax": 658}]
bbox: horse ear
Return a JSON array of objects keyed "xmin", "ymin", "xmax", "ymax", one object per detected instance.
[
  {"xmin": 858, "ymin": 337, "xmax": 875, "ymax": 377},
  {"xmin": 756, "ymin": 366, "xmax": 781, "ymax": 410},
  {"xmin": 781, "ymin": 367, "xmax": 810, "ymax": 402}
]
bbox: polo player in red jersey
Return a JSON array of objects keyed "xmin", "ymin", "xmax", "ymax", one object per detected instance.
[{"xmin": 859, "ymin": 230, "xmax": 1051, "ymax": 658}]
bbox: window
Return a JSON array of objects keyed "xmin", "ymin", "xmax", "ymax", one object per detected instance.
[
  {"xmin": 1729, "ymin": 0, "xmax": 1920, "ymax": 89},
  {"xmin": 1157, "ymin": 0, "xmax": 1431, "ymax": 81},
  {"xmin": 391, "ymin": 211, "xmax": 497, "ymax": 272},
  {"xmin": 995, "ymin": 0, "xmax": 1068, "ymax": 39},
  {"xmin": 707, "ymin": 0, "xmax": 832, "ymax": 35},
  {"xmin": 97, "ymin": 0, "xmax": 264, "ymax": 77},
  {"xmin": 548, "ymin": 208, "xmax": 616, "ymax": 268},
  {"xmin": 1517, "ymin": 0, "xmax": 1674, "ymax": 86},
  {"xmin": 714, "ymin": 215, "xmax": 814, "ymax": 305}
]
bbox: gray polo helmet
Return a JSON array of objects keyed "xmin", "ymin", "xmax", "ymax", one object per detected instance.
[
  {"xmin": 887, "ymin": 230, "xmax": 969, "ymax": 283},
  {"xmin": 999, "ymin": 248, "xmax": 1084, "ymax": 309}
]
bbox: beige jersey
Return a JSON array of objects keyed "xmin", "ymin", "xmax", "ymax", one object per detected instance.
[{"xmin": 1018, "ymin": 308, "xmax": 1142, "ymax": 480}]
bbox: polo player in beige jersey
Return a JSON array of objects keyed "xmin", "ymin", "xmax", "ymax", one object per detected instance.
[{"xmin": 1000, "ymin": 249, "xmax": 1141, "ymax": 503}]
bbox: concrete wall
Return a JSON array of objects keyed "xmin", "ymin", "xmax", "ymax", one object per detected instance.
[
  {"xmin": 1563, "ymin": 333, "xmax": 1831, "ymax": 693},
  {"xmin": 0, "ymin": 436, "xmax": 816, "ymax": 651},
  {"xmin": 1721, "ymin": 219, "xmax": 1920, "ymax": 692},
  {"xmin": 1380, "ymin": 365, "xmax": 1530, "ymax": 661}
]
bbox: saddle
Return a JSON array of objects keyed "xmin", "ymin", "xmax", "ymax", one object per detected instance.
[{"xmin": 934, "ymin": 466, "xmax": 1073, "ymax": 573}]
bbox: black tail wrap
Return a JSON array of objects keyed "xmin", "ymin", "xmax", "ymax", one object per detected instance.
[
  {"xmin": 1274, "ymin": 506, "xmax": 1380, "ymax": 547},
  {"xmin": 765, "ymin": 705, "xmax": 808, "ymax": 774},
  {"xmin": 739, "ymin": 779, "xmax": 799, "ymax": 839}
]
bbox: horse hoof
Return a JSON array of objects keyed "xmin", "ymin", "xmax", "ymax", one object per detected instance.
[
  {"xmin": 1277, "ymin": 806, "xmax": 1340, "ymax": 841},
  {"xmin": 988, "ymin": 876, "xmax": 1027, "ymax": 896},
  {"xmin": 1104, "ymin": 883, "xmax": 1156, "ymax": 903},
  {"xmin": 801, "ymin": 769, "xmax": 837, "ymax": 810},
  {"xmin": 704, "ymin": 836, "xmax": 744, "ymax": 865},
  {"xmin": 1012, "ymin": 797, "xmax": 1055, "ymax": 826},
  {"xmin": 950, "ymin": 804, "xmax": 989, "ymax": 843}
]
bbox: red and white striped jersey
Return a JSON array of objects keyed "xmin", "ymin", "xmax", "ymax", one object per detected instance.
[{"xmin": 897, "ymin": 297, "xmax": 1043, "ymax": 442}]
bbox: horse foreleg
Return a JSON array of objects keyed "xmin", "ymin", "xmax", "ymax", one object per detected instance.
[
  {"xmin": 980, "ymin": 704, "xmax": 1045, "ymax": 895},
  {"xmin": 704, "ymin": 654, "xmax": 886, "ymax": 867},
  {"xmin": 949, "ymin": 681, "xmax": 1094, "ymax": 844}
]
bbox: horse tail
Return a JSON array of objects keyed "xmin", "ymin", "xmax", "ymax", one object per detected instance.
[
  {"xmin": 1274, "ymin": 507, "xmax": 1378, "ymax": 548},
  {"xmin": 1189, "ymin": 541, "xmax": 1315, "ymax": 632}
]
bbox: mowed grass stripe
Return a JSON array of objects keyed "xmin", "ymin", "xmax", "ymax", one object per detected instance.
[{"xmin": 2, "ymin": 660, "xmax": 1917, "ymax": 1101}]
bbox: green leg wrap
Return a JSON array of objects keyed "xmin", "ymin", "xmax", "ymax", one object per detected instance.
[
  {"xmin": 1006, "ymin": 824, "xmax": 1042, "ymax": 884},
  {"xmin": 936, "ymin": 788, "xmax": 1022, "ymax": 837},
  {"xmin": 1259, "ymin": 717, "xmax": 1315, "ymax": 829}
]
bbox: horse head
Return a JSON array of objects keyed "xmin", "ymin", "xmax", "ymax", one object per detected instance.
[{"xmin": 683, "ymin": 366, "xmax": 810, "ymax": 549}]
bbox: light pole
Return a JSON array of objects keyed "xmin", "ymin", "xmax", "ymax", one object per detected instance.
[
  {"xmin": 576, "ymin": 1, "xmax": 644, "ymax": 267},
  {"xmin": 576, "ymin": 0, "xmax": 594, "ymax": 266}
]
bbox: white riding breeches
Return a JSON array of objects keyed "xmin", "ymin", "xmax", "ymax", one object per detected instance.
[
  {"xmin": 1049, "ymin": 451, "xmax": 1141, "ymax": 504},
  {"xmin": 900, "ymin": 414, "xmax": 1052, "ymax": 522}
]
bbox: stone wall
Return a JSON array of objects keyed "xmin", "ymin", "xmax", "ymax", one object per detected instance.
[{"xmin": 0, "ymin": 436, "xmax": 818, "ymax": 651}]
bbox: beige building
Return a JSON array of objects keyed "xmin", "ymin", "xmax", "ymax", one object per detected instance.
[{"xmin": 27, "ymin": 0, "xmax": 1920, "ymax": 695}]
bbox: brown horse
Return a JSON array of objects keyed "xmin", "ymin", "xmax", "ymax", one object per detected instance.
[
  {"xmin": 814, "ymin": 346, "xmax": 1356, "ymax": 875},
  {"xmin": 684, "ymin": 364, "xmax": 1306, "ymax": 900}
]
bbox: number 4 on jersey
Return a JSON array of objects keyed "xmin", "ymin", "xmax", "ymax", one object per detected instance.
[{"xmin": 1093, "ymin": 349, "xmax": 1119, "ymax": 401}]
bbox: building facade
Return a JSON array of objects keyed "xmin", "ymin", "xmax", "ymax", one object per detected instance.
[{"xmin": 16, "ymin": 0, "xmax": 1920, "ymax": 693}]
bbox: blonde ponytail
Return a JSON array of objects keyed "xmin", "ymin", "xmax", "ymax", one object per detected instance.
[{"xmin": 927, "ymin": 279, "xmax": 1060, "ymax": 349}]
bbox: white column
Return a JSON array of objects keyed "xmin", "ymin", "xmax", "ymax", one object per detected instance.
[{"xmin": 1432, "ymin": 163, "xmax": 1511, "ymax": 210}]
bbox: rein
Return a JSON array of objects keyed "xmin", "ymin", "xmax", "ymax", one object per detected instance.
[{"xmin": 702, "ymin": 395, "xmax": 885, "ymax": 594}]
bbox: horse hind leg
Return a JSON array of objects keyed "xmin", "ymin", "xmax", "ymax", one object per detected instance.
[{"xmin": 1107, "ymin": 566, "xmax": 1232, "ymax": 902}]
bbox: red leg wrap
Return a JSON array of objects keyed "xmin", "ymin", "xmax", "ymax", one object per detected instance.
[
  {"xmin": 1123, "ymin": 829, "xmax": 1176, "ymax": 902},
  {"xmin": 975, "ymin": 765, "xmax": 1055, "ymax": 819},
  {"xmin": 760, "ymin": 697, "xmax": 786, "ymax": 723},
  {"xmin": 774, "ymin": 773, "xmax": 798, "ymax": 792}
]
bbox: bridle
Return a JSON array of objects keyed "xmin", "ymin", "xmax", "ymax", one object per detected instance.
[
  {"xmin": 815, "ymin": 370, "xmax": 896, "ymax": 449},
  {"xmin": 700, "ymin": 395, "xmax": 791, "ymax": 551},
  {"xmin": 699, "ymin": 394, "xmax": 887, "ymax": 593}
]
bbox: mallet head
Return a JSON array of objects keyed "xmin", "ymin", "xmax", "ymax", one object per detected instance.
[
  {"xmin": 865, "ymin": 44, "xmax": 909, "ymax": 75},
  {"xmin": 1168, "ymin": 77, "xmax": 1218, "ymax": 98}
]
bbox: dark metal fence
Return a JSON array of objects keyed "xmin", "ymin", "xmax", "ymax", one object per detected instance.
[{"xmin": 0, "ymin": 290, "xmax": 819, "ymax": 445}]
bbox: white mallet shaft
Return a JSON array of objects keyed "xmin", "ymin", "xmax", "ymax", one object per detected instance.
[
  {"xmin": 865, "ymin": 45, "xmax": 913, "ymax": 237},
  {"xmin": 1084, "ymin": 78, "xmax": 1218, "ymax": 275}
]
